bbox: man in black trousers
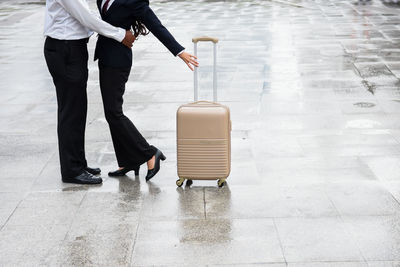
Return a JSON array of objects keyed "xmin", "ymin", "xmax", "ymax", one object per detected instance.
[{"xmin": 43, "ymin": 0, "xmax": 135, "ymax": 184}]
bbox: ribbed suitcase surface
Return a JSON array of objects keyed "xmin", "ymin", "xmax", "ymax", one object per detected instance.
[{"xmin": 177, "ymin": 102, "xmax": 231, "ymax": 180}]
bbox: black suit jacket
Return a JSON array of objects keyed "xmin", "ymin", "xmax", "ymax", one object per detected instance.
[{"xmin": 94, "ymin": 0, "xmax": 185, "ymax": 68}]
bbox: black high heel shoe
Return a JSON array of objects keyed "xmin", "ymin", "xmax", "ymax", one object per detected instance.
[
  {"xmin": 108, "ymin": 166, "xmax": 140, "ymax": 177},
  {"xmin": 145, "ymin": 148, "xmax": 166, "ymax": 182}
]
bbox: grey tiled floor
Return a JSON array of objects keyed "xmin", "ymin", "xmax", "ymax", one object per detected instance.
[{"xmin": 1, "ymin": 0, "xmax": 400, "ymax": 266}]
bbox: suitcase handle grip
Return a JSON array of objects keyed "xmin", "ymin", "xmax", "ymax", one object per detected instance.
[
  {"xmin": 192, "ymin": 36, "xmax": 219, "ymax": 43},
  {"xmin": 193, "ymin": 101, "xmax": 216, "ymax": 105},
  {"xmin": 193, "ymin": 36, "xmax": 218, "ymax": 102}
]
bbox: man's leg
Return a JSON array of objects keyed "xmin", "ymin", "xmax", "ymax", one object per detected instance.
[{"xmin": 44, "ymin": 37, "xmax": 89, "ymax": 180}]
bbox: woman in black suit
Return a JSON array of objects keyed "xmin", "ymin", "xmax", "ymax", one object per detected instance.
[{"xmin": 95, "ymin": 0, "xmax": 198, "ymax": 181}]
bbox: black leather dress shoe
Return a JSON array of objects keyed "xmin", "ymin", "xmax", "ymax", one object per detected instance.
[
  {"xmin": 85, "ymin": 167, "xmax": 101, "ymax": 175},
  {"xmin": 146, "ymin": 148, "xmax": 166, "ymax": 182},
  {"xmin": 108, "ymin": 166, "xmax": 140, "ymax": 177},
  {"xmin": 62, "ymin": 171, "xmax": 103, "ymax": 184}
]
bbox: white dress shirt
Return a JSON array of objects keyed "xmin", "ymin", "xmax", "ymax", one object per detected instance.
[{"xmin": 44, "ymin": 0, "xmax": 125, "ymax": 42}]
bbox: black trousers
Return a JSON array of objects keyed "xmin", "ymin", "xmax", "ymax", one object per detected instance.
[
  {"xmin": 99, "ymin": 64, "xmax": 156, "ymax": 168},
  {"xmin": 44, "ymin": 37, "xmax": 89, "ymax": 179}
]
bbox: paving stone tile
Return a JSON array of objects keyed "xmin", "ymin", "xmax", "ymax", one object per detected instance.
[
  {"xmin": 364, "ymin": 156, "xmax": 400, "ymax": 181},
  {"xmin": 46, "ymin": 223, "xmax": 138, "ymax": 266},
  {"xmin": 0, "ymin": 155, "xmax": 51, "ymax": 178},
  {"xmin": 382, "ymin": 181, "xmax": 400, "ymax": 205},
  {"xmin": 343, "ymin": 215, "xmax": 400, "ymax": 261},
  {"xmin": 72, "ymin": 192, "xmax": 143, "ymax": 226},
  {"xmin": 205, "ymin": 185, "xmax": 338, "ymax": 219},
  {"xmin": 255, "ymin": 161, "xmax": 377, "ymax": 184},
  {"xmin": 141, "ymin": 186, "xmax": 205, "ymax": 220},
  {"xmin": 325, "ymin": 181, "xmax": 400, "ymax": 216},
  {"xmin": 0, "ymin": 192, "xmax": 25, "ymax": 211},
  {"xmin": 0, "ymin": 209, "xmax": 12, "ymax": 228},
  {"xmin": 18, "ymin": 191, "xmax": 86, "ymax": 208},
  {"xmin": 6, "ymin": 204, "xmax": 78, "ymax": 226},
  {"xmin": 0, "ymin": 224, "xmax": 69, "ymax": 266},
  {"xmin": 0, "ymin": 177, "xmax": 34, "ymax": 192},
  {"xmin": 131, "ymin": 218, "xmax": 285, "ymax": 266},
  {"xmin": 276, "ymin": 217, "xmax": 364, "ymax": 262},
  {"xmin": 288, "ymin": 263, "xmax": 368, "ymax": 267},
  {"xmin": 210, "ymin": 264, "xmax": 286, "ymax": 267},
  {"xmin": 367, "ymin": 261, "xmax": 400, "ymax": 267},
  {"xmin": 4, "ymin": 192, "xmax": 85, "ymax": 226}
]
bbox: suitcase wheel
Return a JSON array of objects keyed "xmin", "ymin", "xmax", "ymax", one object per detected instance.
[
  {"xmin": 218, "ymin": 179, "xmax": 226, "ymax": 188},
  {"xmin": 186, "ymin": 179, "xmax": 193, "ymax": 187},
  {"xmin": 176, "ymin": 178, "xmax": 185, "ymax": 187}
]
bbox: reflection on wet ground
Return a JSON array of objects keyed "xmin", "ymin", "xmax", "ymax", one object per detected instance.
[{"xmin": 1, "ymin": 0, "xmax": 400, "ymax": 265}]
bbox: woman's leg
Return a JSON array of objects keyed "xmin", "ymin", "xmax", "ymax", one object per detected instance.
[{"xmin": 99, "ymin": 65, "xmax": 156, "ymax": 168}]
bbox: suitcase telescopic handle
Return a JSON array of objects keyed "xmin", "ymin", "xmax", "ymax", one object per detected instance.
[
  {"xmin": 192, "ymin": 36, "xmax": 219, "ymax": 43},
  {"xmin": 192, "ymin": 36, "xmax": 218, "ymax": 102}
]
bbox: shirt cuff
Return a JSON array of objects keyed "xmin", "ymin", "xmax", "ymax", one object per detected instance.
[
  {"xmin": 176, "ymin": 49, "xmax": 185, "ymax": 56},
  {"xmin": 116, "ymin": 28, "xmax": 126, "ymax": 43}
]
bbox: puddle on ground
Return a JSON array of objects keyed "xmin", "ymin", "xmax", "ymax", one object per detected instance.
[
  {"xmin": 353, "ymin": 102, "xmax": 376, "ymax": 108},
  {"xmin": 19, "ymin": 2, "xmax": 45, "ymax": 6}
]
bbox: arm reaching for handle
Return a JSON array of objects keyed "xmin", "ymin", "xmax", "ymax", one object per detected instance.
[
  {"xmin": 178, "ymin": 51, "xmax": 199, "ymax": 71},
  {"xmin": 131, "ymin": 1, "xmax": 198, "ymax": 70},
  {"xmin": 133, "ymin": 0, "xmax": 184, "ymax": 56}
]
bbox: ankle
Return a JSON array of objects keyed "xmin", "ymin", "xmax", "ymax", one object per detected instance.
[{"xmin": 147, "ymin": 156, "xmax": 155, "ymax": 169}]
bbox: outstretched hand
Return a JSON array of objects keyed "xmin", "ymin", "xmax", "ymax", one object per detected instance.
[
  {"xmin": 178, "ymin": 52, "xmax": 199, "ymax": 71},
  {"xmin": 122, "ymin": 30, "xmax": 135, "ymax": 48}
]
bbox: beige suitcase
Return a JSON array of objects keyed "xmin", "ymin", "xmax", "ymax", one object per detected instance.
[{"xmin": 176, "ymin": 36, "xmax": 231, "ymax": 188}]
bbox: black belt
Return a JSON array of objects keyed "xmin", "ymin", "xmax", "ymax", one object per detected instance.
[{"xmin": 46, "ymin": 36, "xmax": 89, "ymax": 44}]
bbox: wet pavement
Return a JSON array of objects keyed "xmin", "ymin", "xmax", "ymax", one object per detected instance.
[{"xmin": 1, "ymin": 0, "xmax": 400, "ymax": 266}]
